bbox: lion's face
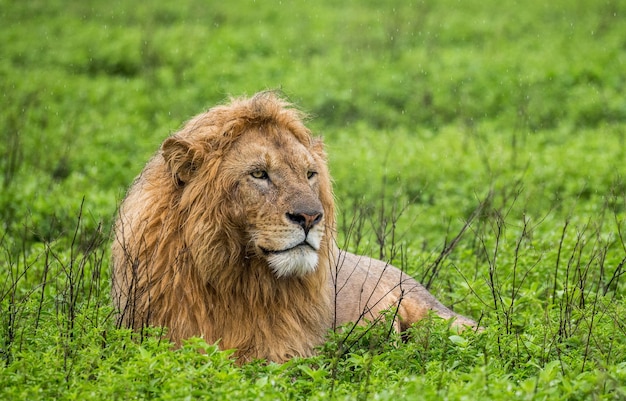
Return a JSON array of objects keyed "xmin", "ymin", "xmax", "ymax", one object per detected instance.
[
  {"xmin": 160, "ymin": 95, "xmax": 334, "ymax": 281},
  {"xmin": 220, "ymin": 126, "xmax": 329, "ymax": 278}
]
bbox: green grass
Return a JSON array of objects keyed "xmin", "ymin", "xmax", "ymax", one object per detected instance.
[{"xmin": 1, "ymin": 0, "xmax": 626, "ymax": 399}]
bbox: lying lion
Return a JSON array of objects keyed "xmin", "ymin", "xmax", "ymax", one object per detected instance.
[{"xmin": 111, "ymin": 91, "xmax": 477, "ymax": 363}]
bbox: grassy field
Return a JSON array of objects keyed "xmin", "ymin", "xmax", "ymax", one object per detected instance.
[{"xmin": 1, "ymin": 0, "xmax": 626, "ymax": 399}]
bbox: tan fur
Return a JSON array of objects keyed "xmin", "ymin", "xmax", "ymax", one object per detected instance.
[{"xmin": 112, "ymin": 91, "xmax": 477, "ymax": 363}]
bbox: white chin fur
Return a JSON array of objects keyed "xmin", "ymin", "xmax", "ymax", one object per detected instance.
[{"xmin": 266, "ymin": 246, "xmax": 319, "ymax": 278}]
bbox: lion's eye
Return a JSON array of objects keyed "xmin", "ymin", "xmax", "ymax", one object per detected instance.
[
  {"xmin": 307, "ymin": 171, "xmax": 317, "ymax": 180},
  {"xmin": 251, "ymin": 170, "xmax": 269, "ymax": 180}
]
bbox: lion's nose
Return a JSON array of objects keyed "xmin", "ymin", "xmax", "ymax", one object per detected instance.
[{"xmin": 286, "ymin": 211, "xmax": 323, "ymax": 235}]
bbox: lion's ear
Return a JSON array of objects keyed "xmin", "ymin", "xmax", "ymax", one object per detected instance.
[{"xmin": 162, "ymin": 136, "xmax": 203, "ymax": 187}]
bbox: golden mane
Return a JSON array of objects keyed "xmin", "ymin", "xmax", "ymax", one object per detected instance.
[{"xmin": 112, "ymin": 92, "xmax": 335, "ymax": 362}]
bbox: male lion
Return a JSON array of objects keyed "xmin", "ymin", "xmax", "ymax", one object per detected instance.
[{"xmin": 112, "ymin": 91, "xmax": 477, "ymax": 363}]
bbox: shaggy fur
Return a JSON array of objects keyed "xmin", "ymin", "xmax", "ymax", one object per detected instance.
[{"xmin": 112, "ymin": 91, "xmax": 477, "ymax": 363}]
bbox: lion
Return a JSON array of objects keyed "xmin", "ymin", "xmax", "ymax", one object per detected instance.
[{"xmin": 111, "ymin": 91, "xmax": 478, "ymax": 363}]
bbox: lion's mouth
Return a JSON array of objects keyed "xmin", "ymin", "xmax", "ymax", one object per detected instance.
[{"xmin": 260, "ymin": 242, "xmax": 317, "ymax": 255}]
